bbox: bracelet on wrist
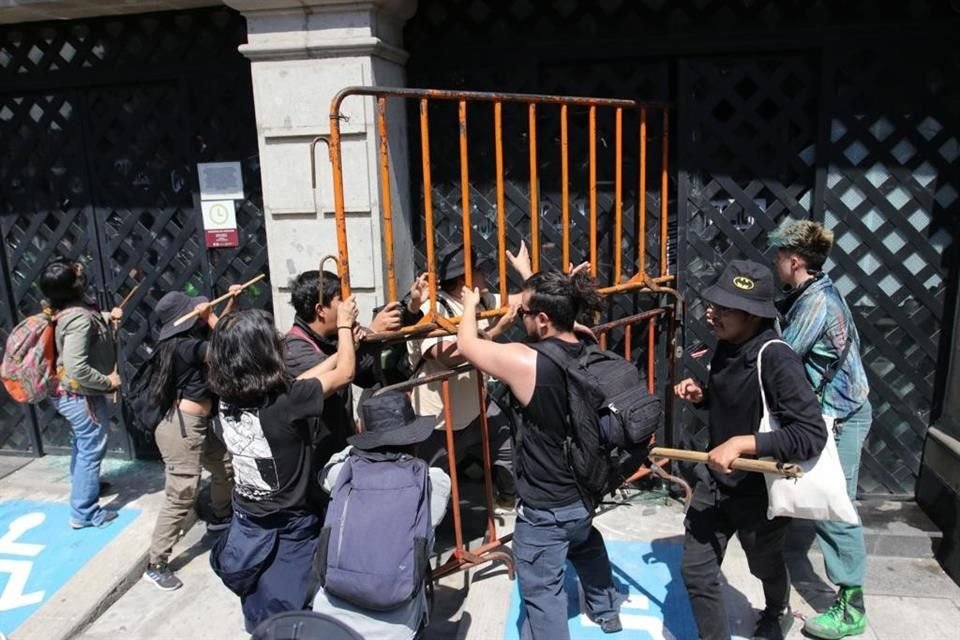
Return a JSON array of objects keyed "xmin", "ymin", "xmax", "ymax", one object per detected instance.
[{"xmin": 337, "ymin": 325, "xmax": 353, "ymax": 330}]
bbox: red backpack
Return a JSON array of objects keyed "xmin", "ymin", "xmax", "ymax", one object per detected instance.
[{"xmin": 1, "ymin": 309, "xmax": 61, "ymax": 403}]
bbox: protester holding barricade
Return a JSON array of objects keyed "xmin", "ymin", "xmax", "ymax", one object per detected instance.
[
  {"xmin": 456, "ymin": 270, "xmax": 623, "ymax": 640},
  {"xmin": 769, "ymin": 220, "xmax": 872, "ymax": 639},
  {"xmin": 141, "ymin": 286, "xmax": 240, "ymax": 591},
  {"xmin": 311, "ymin": 391, "xmax": 451, "ymax": 640},
  {"xmin": 206, "ymin": 302, "xmax": 357, "ymax": 633},
  {"xmin": 409, "ymin": 243, "xmax": 518, "ymax": 511},
  {"xmin": 674, "ymin": 260, "xmax": 827, "ymax": 640},
  {"xmin": 285, "ymin": 269, "xmax": 427, "ymax": 470},
  {"xmin": 38, "ymin": 258, "xmax": 123, "ymax": 530}
]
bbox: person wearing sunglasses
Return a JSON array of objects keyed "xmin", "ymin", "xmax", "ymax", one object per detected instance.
[{"xmin": 455, "ymin": 269, "xmax": 623, "ymax": 640}]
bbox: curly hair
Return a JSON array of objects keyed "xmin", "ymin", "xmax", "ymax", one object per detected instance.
[
  {"xmin": 207, "ymin": 309, "xmax": 289, "ymax": 407},
  {"xmin": 522, "ymin": 270, "xmax": 605, "ymax": 332},
  {"xmin": 768, "ymin": 219, "xmax": 834, "ymax": 270}
]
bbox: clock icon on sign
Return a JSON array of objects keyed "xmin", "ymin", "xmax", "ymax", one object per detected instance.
[{"xmin": 209, "ymin": 204, "xmax": 230, "ymax": 225}]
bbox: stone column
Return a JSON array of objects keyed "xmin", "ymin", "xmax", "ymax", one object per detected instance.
[{"xmin": 225, "ymin": 0, "xmax": 418, "ymax": 330}]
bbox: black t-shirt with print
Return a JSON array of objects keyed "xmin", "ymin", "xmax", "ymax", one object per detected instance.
[{"xmin": 219, "ymin": 378, "xmax": 325, "ymax": 516}]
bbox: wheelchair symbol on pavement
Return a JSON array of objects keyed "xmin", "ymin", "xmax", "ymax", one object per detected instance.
[{"xmin": 0, "ymin": 512, "xmax": 46, "ymax": 612}]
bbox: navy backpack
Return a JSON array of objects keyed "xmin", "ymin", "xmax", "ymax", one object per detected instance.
[{"xmin": 314, "ymin": 449, "xmax": 433, "ymax": 611}]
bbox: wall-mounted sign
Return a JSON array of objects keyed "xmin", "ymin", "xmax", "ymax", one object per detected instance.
[
  {"xmin": 197, "ymin": 161, "xmax": 244, "ymax": 201},
  {"xmin": 201, "ymin": 199, "xmax": 239, "ymax": 248}
]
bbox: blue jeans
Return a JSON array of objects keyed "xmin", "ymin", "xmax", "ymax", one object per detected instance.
[
  {"xmin": 54, "ymin": 393, "xmax": 110, "ymax": 526},
  {"xmin": 513, "ymin": 500, "xmax": 621, "ymax": 640},
  {"xmin": 815, "ymin": 401, "xmax": 872, "ymax": 587}
]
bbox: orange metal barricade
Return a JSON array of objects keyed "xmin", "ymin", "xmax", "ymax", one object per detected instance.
[
  {"xmin": 314, "ymin": 87, "xmax": 681, "ymax": 338},
  {"xmin": 314, "ymin": 86, "xmax": 685, "ymax": 579}
]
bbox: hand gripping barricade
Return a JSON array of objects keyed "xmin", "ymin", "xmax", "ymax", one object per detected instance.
[{"xmin": 313, "ymin": 86, "xmax": 685, "ymax": 580}]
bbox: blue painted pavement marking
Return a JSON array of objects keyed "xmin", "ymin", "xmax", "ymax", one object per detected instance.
[
  {"xmin": 0, "ymin": 499, "xmax": 139, "ymax": 635},
  {"xmin": 504, "ymin": 540, "xmax": 698, "ymax": 640}
]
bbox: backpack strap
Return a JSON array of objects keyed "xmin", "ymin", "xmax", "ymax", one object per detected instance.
[
  {"xmin": 815, "ymin": 335, "xmax": 852, "ymax": 397},
  {"xmin": 288, "ymin": 324, "xmax": 322, "ymax": 353}
]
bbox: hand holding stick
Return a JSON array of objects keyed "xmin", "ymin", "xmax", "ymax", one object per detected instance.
[
  {"xmin": 172, "ymin": 274, "xmax": 266, "ymax": 327},
  {"xmin": 649, "ymin": 446, "xmax": 804, "ymax": 479}
]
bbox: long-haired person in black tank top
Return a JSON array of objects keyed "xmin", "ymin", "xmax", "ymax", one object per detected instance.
[{"xmin": 456, "ymin": 270, "xmax": 623, "ymax": 640}]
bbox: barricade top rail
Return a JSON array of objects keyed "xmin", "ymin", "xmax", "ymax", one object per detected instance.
[{"xmin": 318, "ymin": 86, "xmax": 679, "ymax": 345}]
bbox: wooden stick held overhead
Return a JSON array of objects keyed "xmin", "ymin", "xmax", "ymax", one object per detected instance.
[
  {"xmin": 650, "ymin": 447, "xmax": 804, "ymax": 479},
  {"xmin": 172, "ymin": 274, "xmax": 266, "ymax": 327}
]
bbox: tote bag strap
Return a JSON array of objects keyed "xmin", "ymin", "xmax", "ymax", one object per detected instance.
[{"xmin": 756, "ymin": 340, "xmax": 790, "ymax": 422}]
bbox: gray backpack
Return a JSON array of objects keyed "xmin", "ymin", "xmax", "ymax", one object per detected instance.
[{"xmin": 315, "ymin": 450, "xmax": 432, "ymax": 611}]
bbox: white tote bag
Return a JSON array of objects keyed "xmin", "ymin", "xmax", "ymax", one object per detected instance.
[{"xmin": 757, "ymin": 340, "xmax": 859, "ymax": 525}]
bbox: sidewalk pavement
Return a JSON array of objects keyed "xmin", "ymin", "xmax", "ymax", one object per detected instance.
[{"xmin": 3, "ymin": 456, "xmax": 960, "ymax": 640}]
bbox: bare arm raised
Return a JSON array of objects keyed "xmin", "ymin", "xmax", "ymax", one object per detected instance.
[{"xmin": 456, "ymin": 286, "xmax": 538, "ymax": 406}]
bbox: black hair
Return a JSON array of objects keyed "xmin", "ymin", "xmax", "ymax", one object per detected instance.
[
  {"xmin": 207, "ymin": 309, "xmax": 289, "ymax": 407},
  {"xmin": 38, "ymin": 258, "xmax": 85, "ymax": 310},
  {"xmin": 148, "ymin": 328, "xmax": 206, "ymax": 416},
  {"xmin": 522, "ymin": 271, "xmax": 605, "ymax": 332},
  {"xmin": 289, "ymin": 270, "xmax": 341, "ymax": 322},
  {"xmin": 440, "ymin": 274, "xmax": 465, "ymax": 294}
]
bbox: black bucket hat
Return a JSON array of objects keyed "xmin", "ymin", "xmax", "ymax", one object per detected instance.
[
  {"xmin": 437, "ymin": 243, "xmax": 491, "ymax": 284},
  {"xmin": 156, "ymin": 291, "xmax": 209, "ymax": 342},
  {"xmin": 702, "ymin": 259, "xmax": 779, "ymax": 319},
  {"xmin": 349, "ymin": 391, "xmax": 436, "ymax": 451}
]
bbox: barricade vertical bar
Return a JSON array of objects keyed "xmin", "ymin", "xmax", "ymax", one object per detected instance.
[
  {"xmin": 495, "ymin": 101, "xmax": 508, "ymax": 303},
  {"xmin": 420, "ymin": 98, "xmax": 438, "ymax": 315},
  {"xmin": 638, "ymin": 107, "xmax": 647, "ymax": 277},
  {"xmin": 648, "ymin": 317, "xmax": 656, "ymax": 394},
  {"xmin": 614, "ymin": 107, "xmax": 623, "ymax": 284},
  {"xmin": 660, "ymin": 109, "xmax": 669, "ymax": 278},
  {"xmin": 561, "ymin": 104, "xmax": 570, "ymax": 272},
  {"xmin": 624, "ymin": 324, "xmax": 633, "ymax": 360},
  {"xmin": 377, "ymin": 96, "xmax": 398, "ymax": 302},
  {"xmin": 475, "ymin": 375, "xmax": 497, "ymax": 544},
  {"xmin": 528, "ymin": 103, "xmax": 540, "ymax": 273},
  {"xmin": 459, "ymin": 100, "xmax": 473, "ymax": 289},
  {"xmin": 441, "ymin": 378, "xmax": 465, "ymax": 559},
  {"xmin": 329, "ymin": 99, "xmax": 351, "ymax": 296},
  {"xmin": 589, "ymin": 105, "xmax": 597, "ymax": 277}
]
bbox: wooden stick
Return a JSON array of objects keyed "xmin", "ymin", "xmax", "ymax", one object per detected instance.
[
  {"xmin": 650, "ymin": 446, "xmax": 804, "ymax": 479},
  {"xmin": 117, "ymin": 283, "xmax": 141, "ymax": 310},
  {"xmin": 172, "ymin": 274, "xmax": 266, "ymax": 327}
]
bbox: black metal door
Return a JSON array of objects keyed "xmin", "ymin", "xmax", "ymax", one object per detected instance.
[
  {"xmin": 676, "ymin": 46, "xmax": 960, "ymax": 496},
  {"xmin": 0, "ymin": 8, "xmax": 270, "ymax": 458}
]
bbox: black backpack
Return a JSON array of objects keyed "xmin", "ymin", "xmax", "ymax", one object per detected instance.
[
  {"xmin": 527, "ymin": 340, "xmax": 662, "ymax": 509},
  {"xmin": 122, "ymin": 353, "xmax": 168, "ymax": 436}
]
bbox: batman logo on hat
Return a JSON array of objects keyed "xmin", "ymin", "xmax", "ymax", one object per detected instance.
[{"xmin": 733, "ymin": 276, "xmax": 755, "ymax": 290}]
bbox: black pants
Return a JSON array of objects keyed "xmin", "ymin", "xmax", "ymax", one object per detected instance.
[{"xmin": 681, "ymin": 480, "xmax": 790, "ymax": 640}]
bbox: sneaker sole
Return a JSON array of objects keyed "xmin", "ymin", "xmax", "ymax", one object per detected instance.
[{"xmin": 141, "ymin": 574, "xmax": 182, "ymax": 592}]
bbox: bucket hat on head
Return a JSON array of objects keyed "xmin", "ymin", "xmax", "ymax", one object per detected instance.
[
  {"xmin": 702, "ymin": 260, "xmax": 778, "ymax": 319},
  {"xmin": 156, "ymin": 291, "xmax": 209, "ymax": 342},
  {"xmin": 349, "ymin": 391, "xmax": 436, "ymax": 451},
  {"xmin": 437, "ymin": 243, "xmax": 492, "ymax": 284}
]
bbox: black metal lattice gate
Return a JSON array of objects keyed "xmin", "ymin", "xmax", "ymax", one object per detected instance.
[
  {"xmin": 405, "ymin": 0, "xmax": 960, "ymax": 495},
  {"xmin": 0, "ymin": 7, "xmax": 270, "ymax": 458}
]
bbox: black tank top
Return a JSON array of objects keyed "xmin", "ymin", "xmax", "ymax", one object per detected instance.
[{"xmin": 515, "ymin": 337, "xmax": 582, "ymax": 508}]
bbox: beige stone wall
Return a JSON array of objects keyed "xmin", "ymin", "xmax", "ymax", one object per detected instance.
[{"xmin": 226, "ymin": 0, "xmax": 418, "ymax": 330}]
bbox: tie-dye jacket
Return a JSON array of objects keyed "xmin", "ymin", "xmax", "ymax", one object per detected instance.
[{"xmin": 777, "ymin": 273, "xmax": 870, "ymax": 420}]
